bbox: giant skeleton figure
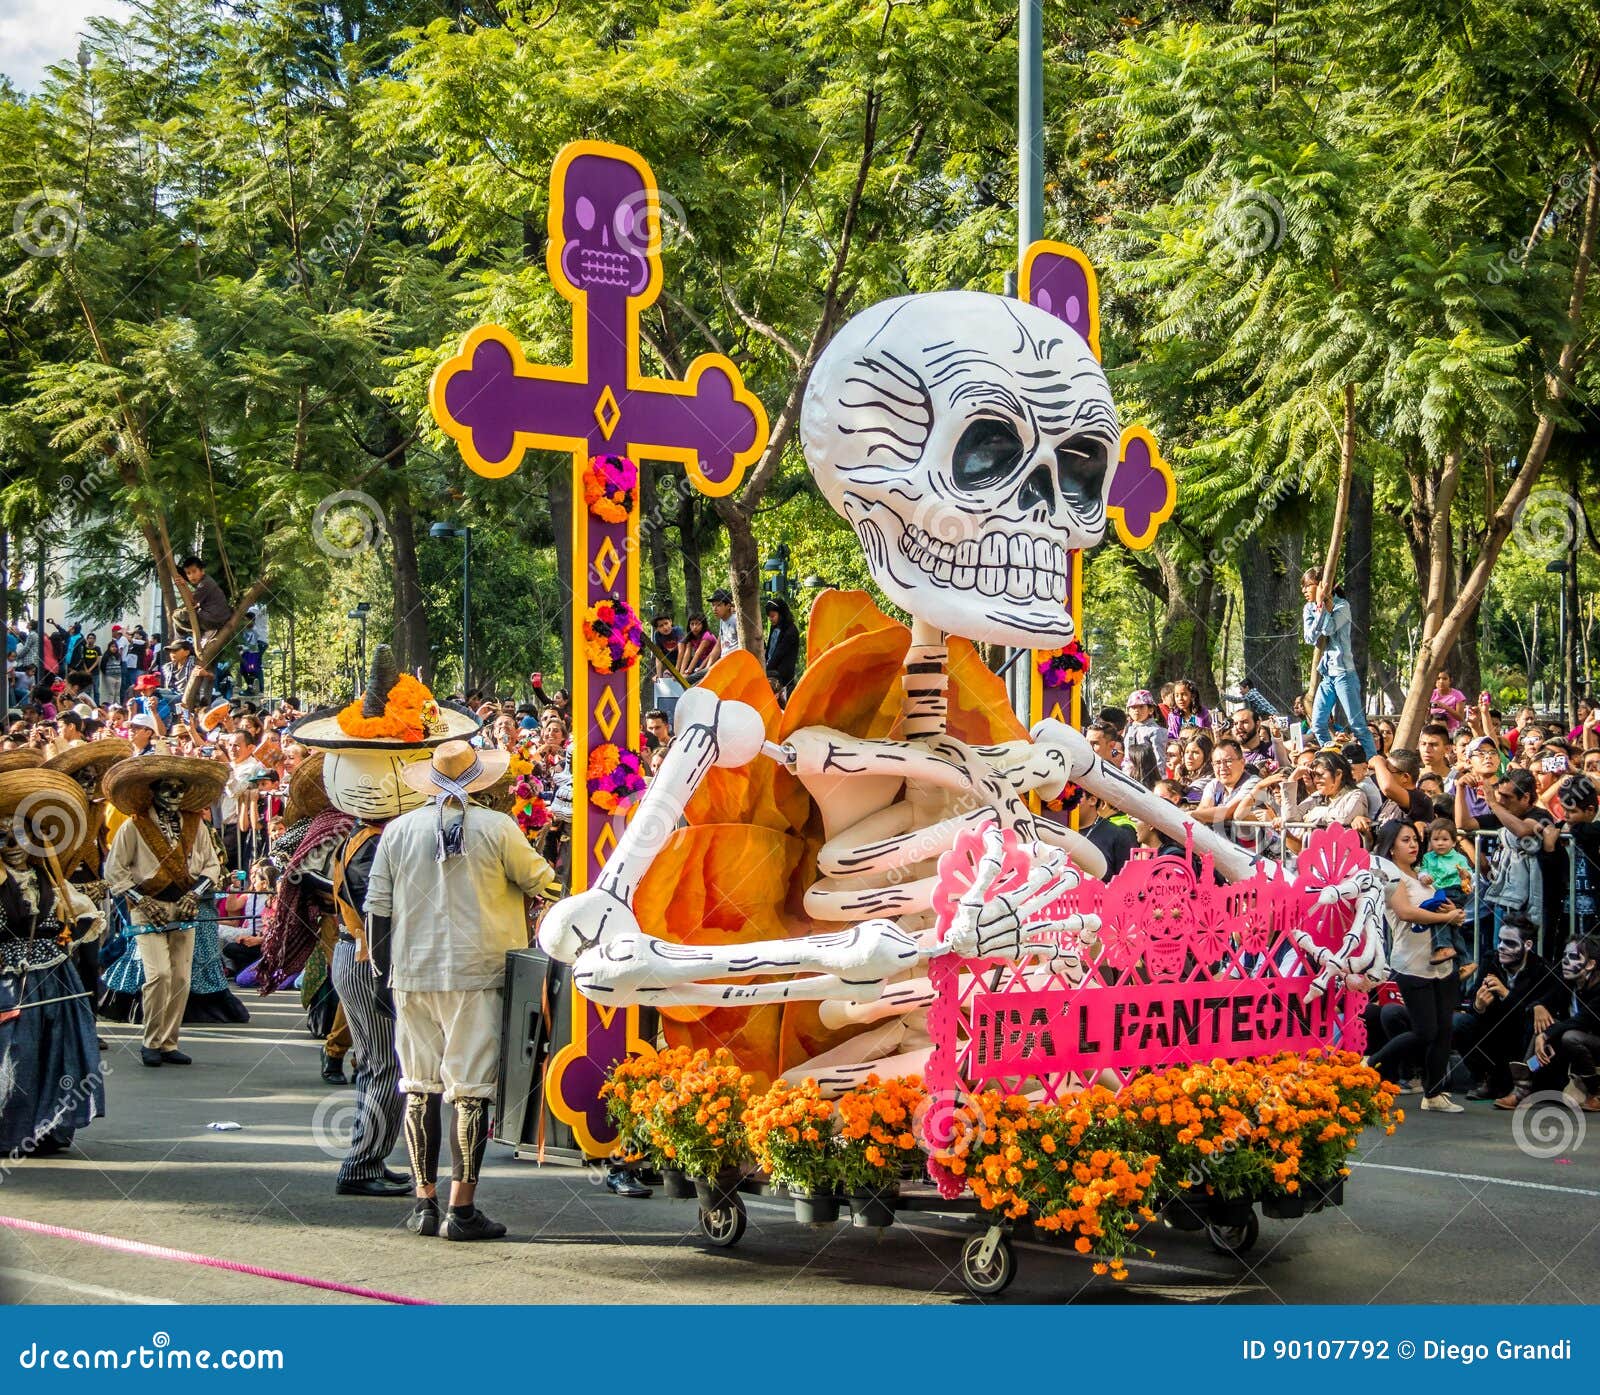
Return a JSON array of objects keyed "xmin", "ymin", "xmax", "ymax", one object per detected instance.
[{"xmin": 540, "ymin": 291, "xmax": 1388, "ymax": 1088}]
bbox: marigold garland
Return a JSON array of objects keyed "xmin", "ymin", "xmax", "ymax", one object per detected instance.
[
  {"xmin": 583, "ymin": 453, "xmax": 638, "ymax": 525},
  {"xmin": 584, "ymin": 597, "xmax": 644, "ymax": 674},
  {"xmin": 335, "ymin": 672, "xmax": 441, "ymax": 742},
  {"xmin": 1036, "ymin": 639, "xmax": 1091, "ymax": 688},
  {"xmin": 587, "ymin": 742, "xmax": 646, "ymax": 813}
]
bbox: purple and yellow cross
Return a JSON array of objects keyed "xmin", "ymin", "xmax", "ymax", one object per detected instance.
[
  {"xmin": 429, "ymin": 141, "xmax": 769, "ymax": 1155},
  {"xmin": 1017, "ymin": 240, "xmax": 1177, "ymax": 738}
]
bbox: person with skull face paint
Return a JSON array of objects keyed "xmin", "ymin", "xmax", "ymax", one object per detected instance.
[
  {"xmin": 101, "ymin": 757, "xmax": 227, "ymax": 1065},
  {"xmin": 1452, "ymin": 915, "xmax": 1566, "ymax": 1103},
  {"xmin": 44, "ymin": 739, "xmax": 133, "ymax": 1040},
  {"xmin": 1516, "ymin": 935, "xmax": 1600, "ymax": 1111},
  {"xmin": 0, "ymin": 770, "xmax": 106, "ymax": 1155}
]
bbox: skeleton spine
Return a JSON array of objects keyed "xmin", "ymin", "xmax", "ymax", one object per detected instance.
[{"xmin": 902, "ymin": 643, "xmax": 949, "ymax": 740}]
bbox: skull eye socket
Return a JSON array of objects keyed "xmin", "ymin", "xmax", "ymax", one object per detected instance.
[
  {"xmin": 1055, "ymin": 434, "xmax": 1110, "ymax": 510},
  {"xmin": 952, "ymin": 417, "xmax": 1024, "ymax": 491}
]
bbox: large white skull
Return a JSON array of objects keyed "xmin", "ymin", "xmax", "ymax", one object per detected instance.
[{"xmin": 800, "ymin": 291, "xmax": 1120, "ymax": 647}]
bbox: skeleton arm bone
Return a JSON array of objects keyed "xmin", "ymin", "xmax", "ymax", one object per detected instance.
[{"xmin": 1031, "ymin": 718, "xmax": 1259, "ymax": 884}]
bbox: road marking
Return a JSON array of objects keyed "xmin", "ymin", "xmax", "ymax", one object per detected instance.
[
  {"xmin": 0, "ymin": 1265, "xmax": 176, "ymax": 1305},
  {"xmin": 1351, "ymin": 1161, "xmax": 1600, "ymax": 1198}
]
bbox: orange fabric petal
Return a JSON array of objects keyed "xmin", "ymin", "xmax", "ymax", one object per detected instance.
[
  {"xmin": 947, "ymin": 637, "xmax": 1029, "ymax": 745},
  {"xmin": 634, "ymin": 823, "xmax": 807, "ymax": 1084},
  {"xmin": 804, "ymin": 588, "xmax": 898, "ymax": 666},
  {"xmin": 780, "ymin": 622, "xmax": 910, "ymax": 744}
]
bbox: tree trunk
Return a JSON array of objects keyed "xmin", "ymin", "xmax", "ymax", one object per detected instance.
[
  {"xmin": 1240, "ymin": 521, "xmax": 1302, "ymax": 713},
  {"xmin": 1305, "ymin": 383, "xmax": 1357, "ymax": 712},
  {"xmin": 724, "ymin": 506, "xmax": 763, "ymax": 655},
  {"xmin": 1398, "ymin": 167, "xmax": 1599, "ymax": 744},
  {"xmin": 679, "ymin": 489, "xmax": 704, "ymax": 620},
  {"xmin": 644, "ymin": 462, "xmax": 675, "ymax": 618},
  {"xmin": 1346, "ymin": 470, "xmax": 1373, "ymax": 687},
  {"xmin": 386, "ymin": 451, "xmax": 431, "ymax": 684},
  {"xmin": 545, "ymin": 458, "xmax": 574, "ymax": 695},
  {"xmin": 1454, "ymin": 588, "xmax": 1484, "ymax": 708}
]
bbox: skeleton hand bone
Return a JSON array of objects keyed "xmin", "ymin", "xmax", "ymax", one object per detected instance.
[{"xmin": 941, "ymin": 826, "xmax": 1081, "ymax": 962}]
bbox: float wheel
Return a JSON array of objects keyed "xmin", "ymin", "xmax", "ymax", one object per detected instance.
[
  {"xmin": 1206, "ymin": 1211, "xmax": 1260, "ymax": 1258},
  {"xmin": 959, "ymin": 1227, "xmax": 1017, "ymax": 1296},
  {"xmin": 698, "ymin": 1197, "xmax": 747, "ymax": 1248}
]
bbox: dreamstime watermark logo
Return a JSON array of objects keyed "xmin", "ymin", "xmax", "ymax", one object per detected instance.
[
  {"xmin": 12, "ymin": 788, "xmax": 89, "ymax": 862},
  {"xmin": 12, "ymin": 192, "xmax": 83, "ymax": 258},
  {"xmin": 311, "ymin": 489, "xmax": 388, "ymax": 559},
  {"xmin": 310, "ymin": 1089, "xmax": 377, "ymax": 1159},
  {"xmin": 1214, "ymin": 185, "xmax": 1285, "ymax": 259},
  {"xmin": 1511, "ymin": 489, "xmax": 1583, "ymax": 561},
  {"xmin": 1511, "ymin": 1090, "xmax": 1586, "ymax": 1160},
  {"xmin": 913, "ymin": 1085, "xmax": 985, "ymax": 1160},
  {"xmin": 615, "ymin": 188, "xmax": 690, "ymax": 259}
]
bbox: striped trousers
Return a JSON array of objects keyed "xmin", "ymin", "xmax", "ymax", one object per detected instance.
[{"xmin": 330, "ymin": 937, "xmax": 404, "ymax": 1183}]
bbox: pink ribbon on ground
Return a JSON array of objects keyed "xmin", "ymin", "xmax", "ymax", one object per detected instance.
[{"xmin": 0, "ymin": 1214, "xmax": 433, "ymax": 1305}]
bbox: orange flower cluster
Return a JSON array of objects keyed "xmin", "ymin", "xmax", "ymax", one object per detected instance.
[
  {"xmin": 742, "ymin": 1078, "xmax": 837, "ymax": 1195},
  {"xmin": 1121, "ymin": 1050, "xmax": 1401, "ymax": 1200},
  {"xmin": 931, "ymin": 1085, "xmax": 1158, "ymax": 1278},
  {"xmin": 601, "ymin": 1046, "xmax": 754, "ymax": 1180},
  {"xmin": 833, "ymin": 1075, "xmax": 927, "ymax": 1192},
  {"xmin": 929, "ymin": 1051, "xmax": 1400, "ymax": 1276},
  {"xmin": 335, "ymin": 673, "xmax": 439, "ymax": 743}
]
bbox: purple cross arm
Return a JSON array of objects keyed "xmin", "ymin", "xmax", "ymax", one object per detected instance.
[
  {"xmin": 1109, "ymin": 429, "xmax": 1175, "ymax": 547},
  {"xmin": 618, "ymin": 358, "xmax": 764, "ymax": 490},
  {"xmin": 437, "ymin": 332, "xmax": 599, "ymax": 471}
]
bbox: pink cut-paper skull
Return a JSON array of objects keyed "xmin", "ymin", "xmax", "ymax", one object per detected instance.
[
  {"xmin": 558, "ymin": 154, "xmax": 654, "ymax": 295},
  {"xmin": 1139, "ymin": 858, "xmax": 1199, "ymax": 983}
]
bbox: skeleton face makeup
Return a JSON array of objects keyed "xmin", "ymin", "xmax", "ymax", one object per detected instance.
[
  {"xmin": 0, "ymin": 826, "xmax": 25, "ymax": 869},
  {"xmin": 1561, "ymin": 941, "xmax": 1586, "ymax": 981},
  {"xmin": 1498, "ymin": 927, "xmax": 1529, "ymax": 966},
  {"xmin": 151, "ymin": 778, "xmax": 185, "ymax": 815},
  {"xmin": 800, "ymin": 291, "xmax": 1120, "ymax": 647}
]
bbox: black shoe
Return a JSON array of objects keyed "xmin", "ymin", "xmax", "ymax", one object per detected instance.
[
  {"xmin": 320, "ymin": 1051, "xmax": 347, "ymax": 1084},
  {"xmin": 160, "ymin": 1049, "xmax": 192, "ymax": 1065},
  {"xmin": 404, "ymin": 1201, "xmax": 440, "ymax": 1237},
  {"xmin": 382, "ymin": 1167, "xmax": 413, "ymax": 1186},
  {"xmin": 443, "ymin": 1206, "xmax": 506, "ymax": 1242},
  {"xmin": 1466, "ymin": 1080, "xmax": 1496, "ymax": 1100},
  {"xmin": 337, "ymin": 1176, "xmax": 414, "ymax": 1198},
  {"xmin": 96, "ymin": 1037, "xmax": 108, "ymax": 1050},
  {"xmin": 605, "ymin": 1166, "xmax": 653, "ymax": 1199},
  {"xmin": 140, "ymin": 1048, "xmax": 163, "ymax": 1068}
]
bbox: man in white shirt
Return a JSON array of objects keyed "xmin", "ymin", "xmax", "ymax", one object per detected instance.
[
  {"xmin": 220, "ymin": 732, "xmax": 268, "ymax": 870},
  {"xmin": 367, "ymin": 740, "xmax": 556, "ymax": 1242}
]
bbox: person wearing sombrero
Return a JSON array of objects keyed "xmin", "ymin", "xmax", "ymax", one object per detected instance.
[
  {"xmin": 0, "ymin": 769, "xmax": 107, "ymax": 1155},
  {"xmin": 283, "ymin": 647, "xmax": 481, "ymax": 1198},
  {"xmin": 366, "ymin": 738, "xmax": 557, "ymax": 1240},
  {"xmin": 101, "ymin": 755, "xmax": 241, "ymax": 1064},
  {"xmin": 45, "ymin": 738, "xmax": 133, "ymax": 1016}
]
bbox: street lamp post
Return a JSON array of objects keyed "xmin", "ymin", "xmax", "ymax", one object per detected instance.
[
  {"xmin": 1547, "ymin": 559, "xmax": 1569, "ymax": 724},
  {"xmin": 431, "ymin": 522, "xmax": 472, "ymax": 695},
  {"xmin": 347, "ymin": 602, "xmax": 371, "ymax": 686}
]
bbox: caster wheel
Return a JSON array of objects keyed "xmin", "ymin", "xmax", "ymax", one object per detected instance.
[
  {"xmin": 698, "ymin": 1198, "xmax": 747, "ymax": 1248},
  {"xmin": 959, "ymin": 1229, "xmax": 1017, "ymax": 1296},
  {"xmin": 1206, "ymin": 1210, "xmax": 1259, "ymax": 1258}
]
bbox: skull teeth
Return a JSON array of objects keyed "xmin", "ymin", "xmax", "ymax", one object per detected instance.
[{"xmin": 900, "ymin": 525, "xmax": 1069, "ymax": 601}]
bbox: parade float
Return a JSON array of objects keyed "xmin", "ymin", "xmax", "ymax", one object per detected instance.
[{"xmin": 429, "ymin": 140, "xmax": 1398, "ymax": 1294}]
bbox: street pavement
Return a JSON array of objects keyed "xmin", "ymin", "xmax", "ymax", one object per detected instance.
[{"xmin": 2, "ymin": 997, "xmax": 1598, "ymax": 1305}]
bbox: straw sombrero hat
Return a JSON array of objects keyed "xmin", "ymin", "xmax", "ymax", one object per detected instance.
[
  {"xmin": 399, "ymin": 740, "xmax": 510, "ymax": 798},
  {"xmin": 103, "ymin": 755, "xmax": 228, "ymax": 817},
  {"xmin": 0, "ymin": 769, "xmax": 93, "ymax": 862},
  {"xmin": 281, "ymin": 752, "xmax": 331, "ymax": 825},
  {"xmin": 45, "ymin": 737, "xmax": 134, "ymax": 791},
  {"xmin": 289, "ymin": 644, "xmax": 478, "ymax": 752},
  {"xmin": 0, "ymin": 749, "xmax": 46, "ymax": 774}
]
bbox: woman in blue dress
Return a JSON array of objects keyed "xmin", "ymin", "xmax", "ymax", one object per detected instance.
[{"xmin": 0, "ymin": 770, "xmax": 106, "ymax": 1155}]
